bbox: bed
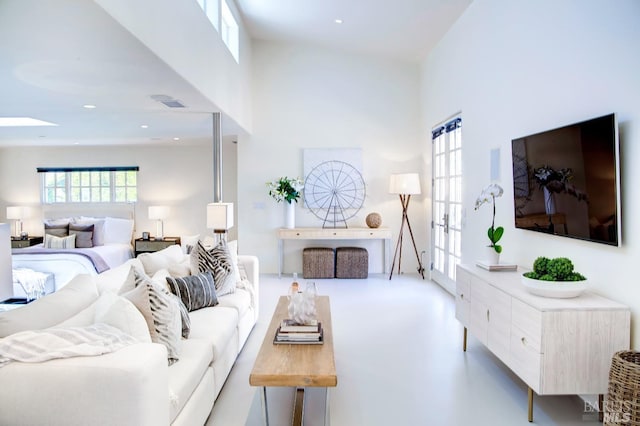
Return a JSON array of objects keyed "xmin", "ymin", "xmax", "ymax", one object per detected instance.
[{"xmin": 11, "ymin": 203, "xmax": 136, "ymax": 297}]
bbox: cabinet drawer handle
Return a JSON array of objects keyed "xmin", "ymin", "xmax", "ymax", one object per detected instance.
[
  {"xmin": 521, "ymin": 337, "xmax": 527, "ymax": 345},
  {"xmin": 296, "ymin": 233, "xmax": 300, "ymax": 236},
  {"xmin": 460, "ymin": 293, "xmax": 464, "ymax": 300},
  {"xmin": 486, "ymin": 309, "xmax": 490, "ymax": 322}
]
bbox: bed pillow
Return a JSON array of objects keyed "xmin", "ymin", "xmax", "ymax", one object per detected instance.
[
  {"xmin": 44, "ymin": 222, "xmax": 69, "ymax": 237},
  {"xmin": 104, "ymin": 217, "xmax": 134, "ymax": 245},
  {"xmin": 76, "ymin": 217, "xmax": 106, "ymax": 246},
  {"xmin": 166, "ymin": 271, "xmax": 218, "ymax": 312},
  {"xmin": 122, "ymin": 271, "xmax": 182, "ymax": 365},
  {"xmin": 190, "ymin": 240, "xmax": 236, "ymax": 297},
  {"xmin": 69, "ymin": 223, "xmax": 94, "ymax": 248},
  {"xmin": 44, "ymin": 234, "xmax": 76, "ymax": 249}
]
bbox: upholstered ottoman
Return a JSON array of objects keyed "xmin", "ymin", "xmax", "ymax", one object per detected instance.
[
  {"xmin": 335, "ymin": 247, "xmax": 368, "ymax": 279},
  {"xmin": 302, "ymin": 247, "xmax": 335, "ymax": 279}
]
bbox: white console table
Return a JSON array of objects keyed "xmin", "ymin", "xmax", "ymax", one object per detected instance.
[
  {"xmin": 277, "ymin": 227, "xmax": 392, "ymax": 277},
  {"xmin": 456, "ymin": 264, "xmax": 630, "ymax": 422}
]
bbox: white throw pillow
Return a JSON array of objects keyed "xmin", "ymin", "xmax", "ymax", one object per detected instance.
[
  {"xmin": 138, "ymin": 245, "xmax": 185, "ymax": 276},
  {"xmin": 0, "ymin": 274, "xmax": 99, "ymax": 337},
  {"xmin": 180, "ymin": 234, "xmax": 200, "ymax": 254},
  {"xmin": 227, "ymin": 240, "xmax": 242, "ymax": 284},
  {"xmin": 103, "ymin": 217, "xmax": 134, "ymax": 245},
  {"xmin": 94, "ymin": 292, "xmax": 151, "ymax": 343},
  {"xmin": 44, "ymin": 234, "xmax": 76, "ymax": 249}
]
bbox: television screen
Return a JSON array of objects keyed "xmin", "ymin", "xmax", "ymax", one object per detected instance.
[{"xmin": 511, "ymin": 113, "xmax": 620, "ymax": 246}]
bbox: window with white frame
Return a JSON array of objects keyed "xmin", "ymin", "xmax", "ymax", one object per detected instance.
[
  {"xmin": 197, "ymin": 0, "xmax": 219, "ymax": 31},
  {"xmin": 38, "ymin": 167, "xmax": 138, "ymax": 204},
  {"xmin": 221, "ymin": 0, "xmax": 239, "ymax": 62}
]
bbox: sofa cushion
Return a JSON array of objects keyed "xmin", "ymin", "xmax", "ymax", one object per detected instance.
[
  {"xmin": 138, "ymin": 245, "xmax": 184, "ymax": 276},
  {"xmin": 190, "ymin": 240, "xmax": 236, "ymax": 297},
  {"xmin": 216, "ymin": 288, "xmax": 251, "ymax": 318},
  {"xmin": 167, "ymin": 338, "xmax": 213, "ymax": 422},
  {"xmin": 166, "ymin": 272, "xmax": 218, "ymax": 312},
  {"xmin": 188, "ymin": 306, "xmax": 238, "ymax": 361},
  {"xmin": 122, "ymin": 273, "xmax": 182, "ymax": 365},
  {"xmin": 0, "ymin": 274, "xmax": 99, "ymax": 338},
  {"xmin": 54, "ymin": 292, "xmax": 151, "ymax": 343}
]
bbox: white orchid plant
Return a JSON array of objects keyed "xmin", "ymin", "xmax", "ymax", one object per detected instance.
[
  {"xmin": 267, "ymin": 176, "xmax": 304, "ymax": 204},
  {"xmin": 475, "ymin": 183, "xmax": 504, "ymax": 253}
]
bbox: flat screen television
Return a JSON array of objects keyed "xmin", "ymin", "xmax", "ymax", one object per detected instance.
[{"xmin": 511, "ymin": 113, "xmax": 620, "ymax": 246}]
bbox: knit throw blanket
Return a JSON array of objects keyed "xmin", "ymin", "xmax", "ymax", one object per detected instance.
[{"xmin": 0, "ymin": 323, "xmax": 138, "ymax": 368}]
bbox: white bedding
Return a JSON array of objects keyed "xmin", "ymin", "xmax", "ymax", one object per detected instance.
[{"xmin": 11, "ymin": 243, "xmax": 133, "ymax": 296}]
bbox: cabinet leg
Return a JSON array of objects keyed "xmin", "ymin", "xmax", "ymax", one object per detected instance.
[
  {"xmin": 598, "ymin": 394, "xmax": 604, "ymax": 423},
  {"xmin": 528, "ymin": 387, "xmax": 534, "ymax": 422},
  {"xmin": 463, "ymin": 327, "xmax": 467, "ymax": 352}
]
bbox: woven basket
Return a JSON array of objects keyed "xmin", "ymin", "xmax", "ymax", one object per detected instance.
[{"xmin": 605, "ymin": 350, "xmax": 640, "ymax": 425}]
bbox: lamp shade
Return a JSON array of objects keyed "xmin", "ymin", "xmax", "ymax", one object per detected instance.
[
  {"xmin": 389, "ymin": 173, "xmax": 421, "ymax": 195},
  {"xmin": 207, "ymin": 203, "xmax": 234, "ymax": 230},
  {"xmin": 148, "ymin": 205, "xmax": 170, "ymax": 220},
  {"xmin": 6, "ymin": 206, "xmax": 27, "ymax": 220}
]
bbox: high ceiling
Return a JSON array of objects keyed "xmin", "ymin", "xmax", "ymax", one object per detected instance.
[{"xmin": 0, "ymin": 0, "xmax": 471, "ymax": 148}]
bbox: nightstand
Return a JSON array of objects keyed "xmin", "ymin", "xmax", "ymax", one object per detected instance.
[
  {"xmin": 134, "ymin": 237, "xmax": 181, "ymax": 256},
  {"xmin": 11, "ymin": 236, "xmax": 44, "ymax": 248}
]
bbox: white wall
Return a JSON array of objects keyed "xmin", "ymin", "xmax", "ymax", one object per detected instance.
[
  {"xmin": 96, "ymin": 0, "xmax": 253, "ymax": 133},
  {"xmin": 239, "ymin": 40, "xmax": 424, "ymax": 274},
  {"xmin": 0, "ymin": 142, "xmax": 238, "ymax": 241},
  {"xmin": 421, "ymin": 0, "xmax": 640, "ymax": 346}
]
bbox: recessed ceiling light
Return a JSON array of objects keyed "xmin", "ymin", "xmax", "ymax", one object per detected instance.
[
  {"xmin": 173, "ymin": 137, "xmax": 180, "ymax": 141},
  {"xmin": 334, "ymin": 19, "xmax": 343, "ymax": 24},
  {"xmin": 141, "ymin": 124, "xmax": 149, "ymax": 129},
  {"xmin": 0, "ymin": 117, "xmax": 58, "ymax": 127},
  {"xmin": 83, "ymin": 104, "xmax": 96, "ymax": 109}
]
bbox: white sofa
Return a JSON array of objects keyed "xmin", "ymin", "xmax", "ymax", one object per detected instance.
[{"xmin": 0, "ymin": 246, "xmax": 259, "ymax": 426}]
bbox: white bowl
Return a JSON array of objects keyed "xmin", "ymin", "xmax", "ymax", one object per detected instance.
[{"xmin": 521, "ymin": 275, "xmax": 588, "ymax": 298}]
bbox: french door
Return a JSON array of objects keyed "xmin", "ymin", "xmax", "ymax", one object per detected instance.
[{"xmin": 431, "ymin": 116, "xmax": 462, "ymax": 293}]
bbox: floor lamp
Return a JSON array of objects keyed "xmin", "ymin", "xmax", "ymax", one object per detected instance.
[{"xmin": 389, "ymin": 173, "xmax": 425, "ymax": 280}]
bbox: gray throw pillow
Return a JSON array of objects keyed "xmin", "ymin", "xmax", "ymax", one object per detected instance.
[
  {"xmin": 166, "ymin": 271, "xmax": 218, "ymax": 312},
  {"xmin": 69, "ymin": 223, "xmax": 94, "ymax": 248},
  {"xmin": 44, "ymin": 223, "xmax": 69, "ymax": 237}
]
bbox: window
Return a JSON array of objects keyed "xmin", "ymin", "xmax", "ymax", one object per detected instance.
[
  {"xmin": 38, "ymin": 167, "xmax": 138, "ymax": 204},
  {"xmin": 221, "ymin": 0, "xmax": 239, "ymax": 62},
  {"xmin": 197, "ymin": 0, "xmax": 219, "ymax": 31}
]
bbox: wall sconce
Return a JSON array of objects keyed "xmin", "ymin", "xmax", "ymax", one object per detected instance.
[
  {"xmin": 388, "ymin": 173, "xmax": 425, "ymax": 280},
  {"xmin": 6, "ymin": 206, "xmax": 28, "ymax": 238},
  {"xmin": 207, "ymin": 202, "xmax": 234, "ymax": 242},
  {"xmin": 148, "ymin": 205, "xmax": 170, "ymax": 240}
]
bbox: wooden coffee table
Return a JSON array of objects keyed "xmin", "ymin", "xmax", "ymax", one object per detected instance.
[{"xmin": 250, "ymin": 295, "xmax": 337, "ymax": 426}]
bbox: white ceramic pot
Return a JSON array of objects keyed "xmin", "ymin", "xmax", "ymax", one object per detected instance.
[
  {"xmin": 521, "ymin": 275, "xmax": 588, "ymax": 298},
  {"xmin": 285, "ymin": 202, "xmax": 295, "ymax": 229},
  {"xmin": 485, "ymin": 246, "xmax": 500, "ymax": 265}
]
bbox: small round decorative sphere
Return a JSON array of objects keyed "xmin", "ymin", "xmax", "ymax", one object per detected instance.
[{"xmin": 366, "ymin": 212, "xmax": 382, "ymax": 228}]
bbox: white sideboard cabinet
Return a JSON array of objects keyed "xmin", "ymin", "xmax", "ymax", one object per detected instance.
[{"xmin": 456, "ymin": 264, "xmax": 630, "ymax": 422}]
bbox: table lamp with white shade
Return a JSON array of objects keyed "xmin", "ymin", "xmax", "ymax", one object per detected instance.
[
  {"xmin": 207, "ymin": 202, "xmax": 234, "ymax": 242},
  {"xmin": 6, "ymin": 206, "xmax": 28, "ymax": 238},
  {"xmin": 148, "ymin": 205, "xmax": 170, "ymax": 240},
  {"xmin": 388, "ymin": 173, "xmax": 425, "ymax": 280}
]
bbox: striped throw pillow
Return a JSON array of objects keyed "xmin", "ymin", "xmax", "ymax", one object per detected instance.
[
  {"xmin": 44, "ymin": 234, "xmax": 76, "ymax": 249},
  {"xmin": 190, "ymin": 240, "xmax": 236, "ymax": 297},
  {"xmin": 123, "ymin": 270, "xmax": 182, "ymax": 365},
  {"xmin": 166, "ymin": 271, "xmax": 218, "ymax": 312}
]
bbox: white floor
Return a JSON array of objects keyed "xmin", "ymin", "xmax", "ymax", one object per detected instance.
[{"xmin": 206, "ymin": 274, "xmax": 602, "ymax": 425}]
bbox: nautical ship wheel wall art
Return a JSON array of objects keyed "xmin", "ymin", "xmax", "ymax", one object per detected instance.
[{"xmin": 304, "ymin": 160, "xmax": 366, "ymax": 228}]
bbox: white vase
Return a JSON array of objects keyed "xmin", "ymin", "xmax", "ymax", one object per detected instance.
[
  {"xmin": 485, "ymin": 246, "xmax": 500, "ymax": 265},
  {"xmin": 543, "ymin": 187, "xmax": 556, "ymax": 215},
  {"xmin": 285, "ymin": 202, "xmax": 295, "ymax": 229}
]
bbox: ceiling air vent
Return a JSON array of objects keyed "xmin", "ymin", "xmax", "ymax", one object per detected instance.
[{"xmin": 150, "ymin": 94, "xmax": 186, "ymax": 108}]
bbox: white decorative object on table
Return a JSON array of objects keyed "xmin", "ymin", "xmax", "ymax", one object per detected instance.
[
  {"xmin": 285, "ymin": 202, "xmax": 295, "ymax": 229},
  {"xmin": 521, "ymin": 275, "xmax": 588, "ymax": 298},
  {"xmin": 287, "ymin": 282, "xmax": 317, "ymax": 325}
]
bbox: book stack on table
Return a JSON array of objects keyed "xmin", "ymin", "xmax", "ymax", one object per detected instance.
[{"xmin": 274, "ymin": 319, "xmax": 323, "ymax": 344}]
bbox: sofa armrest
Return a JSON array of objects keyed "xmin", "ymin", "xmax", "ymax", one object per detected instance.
[
  {"xmin": 0, "ymin": 343, "xmax": 169, "ymax": 426},
  {"xmin": 238, "ymin": 255, "xmax": 259, "ymax": 318}
]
